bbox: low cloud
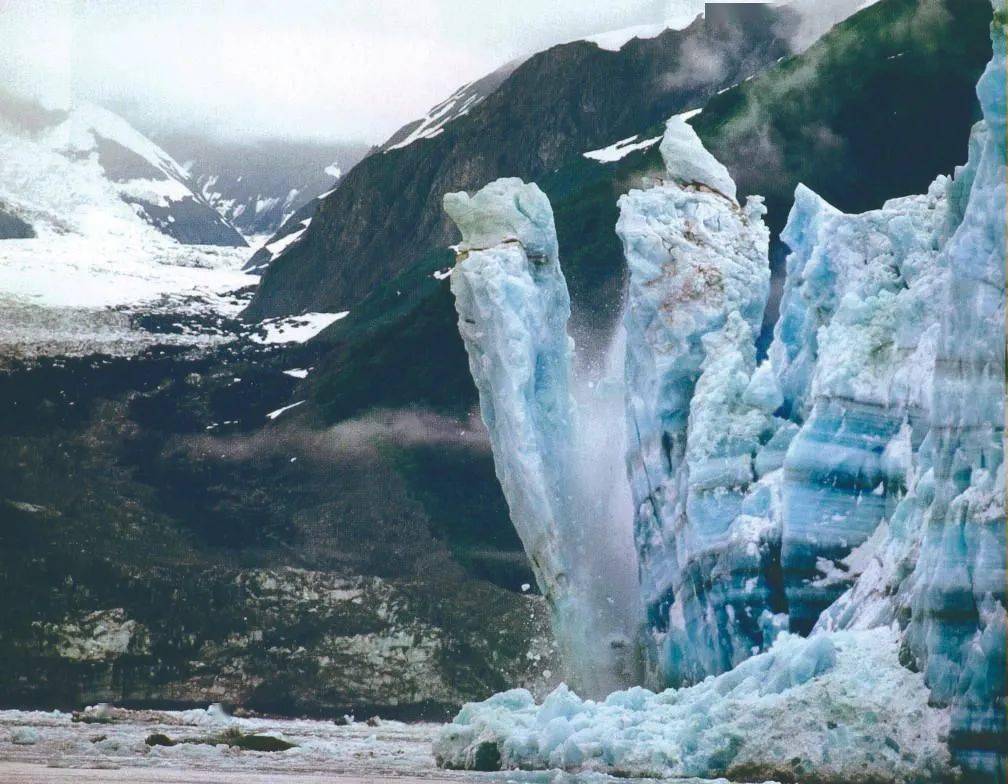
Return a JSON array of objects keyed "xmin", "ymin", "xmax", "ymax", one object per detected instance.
[
  {"xmin": 185, "ymin": 407, "xmax": 489, "ymax": 464},
  {"xmin": 0, "ymin": 0, "xmax": 691, "ymax": 143}
]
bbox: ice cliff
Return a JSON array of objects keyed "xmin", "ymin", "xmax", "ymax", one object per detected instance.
[
  {"xmin": 440, "ymin": 9, "xmax": 1005, "ymax": 778},
  {"xmin": 444, "ymin": 179, "xmax": 642, "ymax": 696},
  {"xmin": 618, "ymin": 116, "xmax": 778, "ymax": 685},
  {"xmin": 619, "ymin": 28, "xmax": 1005, "ymax": 775}
]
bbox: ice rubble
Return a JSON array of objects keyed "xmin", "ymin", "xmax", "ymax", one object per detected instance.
[
  {"xmin": 444, "ymin": 179, "xmax": 642, "ymax": 697},
  {"xmin": 441, "ymin": 11, "xmax": 1005, "ymax": 778},
  {"xmin": 434, "ymin": 628, "xmax": 954, "ymax": 782}
]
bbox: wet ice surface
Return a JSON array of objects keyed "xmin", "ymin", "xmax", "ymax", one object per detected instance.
[{"xmin": 0, "ymin": 708, "xmax": 761, "ymax": 784}]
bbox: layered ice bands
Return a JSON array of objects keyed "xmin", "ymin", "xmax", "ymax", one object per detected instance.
[
  {"xmin": 444, "ymin": 179, "xmax": 642, "ymax": 697},
  {"xmin": 769, "ymin": 179, "xmax": 954, "ymax": 632},
  {"xmin": 814, "ymin": 9, "xmax": 1007, "ymax": 777},
  {"xmin": 618, "ymin": 116, "xmax": 775, "ymax": 685}
]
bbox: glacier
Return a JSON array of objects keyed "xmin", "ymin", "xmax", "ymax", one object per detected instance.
[{"xmin": 440, "ymin": 7, "xmax": 1005, "ymax": 779}]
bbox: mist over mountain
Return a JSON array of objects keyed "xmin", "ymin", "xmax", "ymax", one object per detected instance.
[{"xmin": 154, "ymin": 133, "xmax": 372, "ymax": 239}]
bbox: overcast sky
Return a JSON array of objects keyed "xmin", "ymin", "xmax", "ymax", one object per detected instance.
[{"xmin": 0, "ymin": 0, "xmax": 727, "ymax": 144}]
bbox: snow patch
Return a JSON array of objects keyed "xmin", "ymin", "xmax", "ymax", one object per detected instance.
[
  {"xmin": 266, "ymin": 400, "xmax": 306, "ymax": 420},
  {"xmin": 250, "ymin": 311, "xmax": 349, "ymax": 345},
  {"xmin": 583, "ymin": 134, "xmax": 662, "ymax": 163}
]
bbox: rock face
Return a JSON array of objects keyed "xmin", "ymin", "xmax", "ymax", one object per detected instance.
[
  {"xmin": 245, "ymin": 3, "xmax": 798, "ymax": 319},
  {"xmin": 445, "ymin": 179, "xmax": 641, "ymax": 697},
  {"xmin": 0, "ymin": 202, "xmax": 34, "ymax": 239},
  {"xmin": 7, "ymin": 568, "xmax": 555, "ymax": 717},
  {"xmin": 154, "ymin": 133, "xmax": 371, "ymax": 240}
]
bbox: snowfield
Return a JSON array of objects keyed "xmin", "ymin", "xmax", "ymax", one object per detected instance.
[
  {"xmin": 0, "ymin": 236, "xmax": 255, "ymax": 358},
  {"xmin": 0, "ymin": 233, "xmax": 350, "ymax": 358}
]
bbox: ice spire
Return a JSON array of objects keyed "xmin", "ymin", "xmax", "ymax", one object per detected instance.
[
  {"xmin": 445, "ymin": 178, "xmax": 642, "ymax": 696},
  {"xmin": 619, "ymin": 115, "xmax": 775, "ymax": 684}
]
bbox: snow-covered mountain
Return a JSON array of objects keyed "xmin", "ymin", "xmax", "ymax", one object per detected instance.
[
  {"xmin": 154, "ymin": 133, "xmax": 371, "ymax": 239},
  {"xmin": 0, "ymin": 94, "xmax": 245, "ymax": 246},
  {"xmin": 379, "ymin": 60, "xmax": 523, "ymax": 153}
]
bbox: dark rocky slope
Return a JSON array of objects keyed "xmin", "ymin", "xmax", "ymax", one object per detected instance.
[
  {"xmin": 0, "ymin": 340, "xmax": 551, "ymax": 717},
  {"xmin": 245, "ymin": 3, "xmax": 800, "ymax": 319},
  {"xmin": 0, "ymin": 202, "xmax": 34, "ymax": 239},
  {"xmin": 155, "ymin": 134, "xmax": 371, "ymax": 239}
]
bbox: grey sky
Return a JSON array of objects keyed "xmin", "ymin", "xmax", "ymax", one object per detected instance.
[{"xmin": 0, "ymin": 0, "xmax": 723, "ymax": 144}]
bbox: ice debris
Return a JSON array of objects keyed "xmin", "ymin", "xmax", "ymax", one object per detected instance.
[{"xmin": 435, "ymin": 628, "xmax": 954, "ymax": 783}]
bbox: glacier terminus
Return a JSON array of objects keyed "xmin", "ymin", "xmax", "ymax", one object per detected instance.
[{"xmin": 437, "ymin": 7, "xmax": 1006, "ymax": 781}]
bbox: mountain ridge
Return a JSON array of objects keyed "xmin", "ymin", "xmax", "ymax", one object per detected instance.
[
  {"xmin": 244, "ymin": 2, "xmax": 801, "ymax": 319},
  {"xmin": 0, "ymin": 95, "xmax": 246, "ymax": 247}
]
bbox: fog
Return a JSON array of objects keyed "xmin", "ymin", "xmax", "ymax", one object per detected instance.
[{"xmin": 0, "ymin": 0, "xmax": 715, "ymax": 144}]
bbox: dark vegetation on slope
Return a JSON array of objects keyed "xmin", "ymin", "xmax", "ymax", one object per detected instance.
[
  {"xmin": 0, "ymin": 338, "xmax": 545, "ymax": 717},
  {"xmin": 693, "ymin": 0, "xmax": 992, "ymax": 236}
]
